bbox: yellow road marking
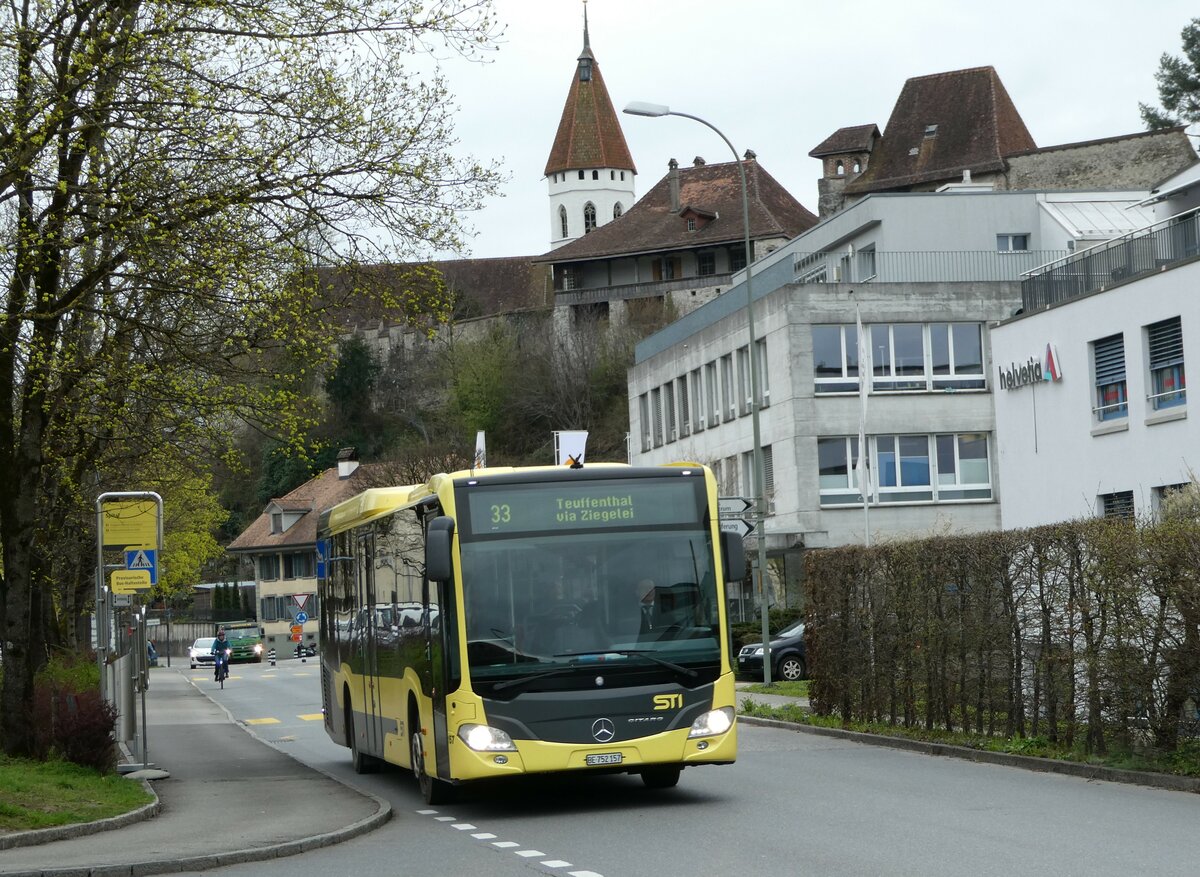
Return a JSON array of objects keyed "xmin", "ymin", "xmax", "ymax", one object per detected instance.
[
  {"xmin": 297, "ymin": 713, "xmax": 323, "ymax": 721},
  {"xmin": 246, "ymin": 717, "xmax": 280, "ymax": 725}
]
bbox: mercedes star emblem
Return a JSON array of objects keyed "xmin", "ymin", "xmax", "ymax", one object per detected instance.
[{"xmin": 591, "ymin": 717, "xmax": 615, "ymax": 743}]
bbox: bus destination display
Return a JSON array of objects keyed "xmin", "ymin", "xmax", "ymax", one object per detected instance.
[{"xmin": 465, "ymin": 479, "xmax": 703, "ymax": 534}]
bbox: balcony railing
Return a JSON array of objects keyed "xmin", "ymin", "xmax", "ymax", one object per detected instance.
[
  {"xmin": 554, "ymin": 272, "xmax": 734, "ymax": 306},
  {"xmin": 1021, "ymin": 206, "xmax": 1200, "ymax": 312},
  {"xmin": 792, "ymin": 249, "xmax": 1068, "ymax": 284}
]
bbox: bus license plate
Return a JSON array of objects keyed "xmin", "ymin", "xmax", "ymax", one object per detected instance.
[{"xmin": 585, "ymin": 752, "xmax": 623, "ymax": 766}]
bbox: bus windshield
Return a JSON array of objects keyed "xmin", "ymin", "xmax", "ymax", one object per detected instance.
[{"xmin": 456, "ymin": 475, "xmax": 721, "ymax": 694}]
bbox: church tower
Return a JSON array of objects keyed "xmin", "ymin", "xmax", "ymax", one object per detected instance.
[{"xmin": 544, "ymin": 7, "xmax": 636, "ymax": 250}]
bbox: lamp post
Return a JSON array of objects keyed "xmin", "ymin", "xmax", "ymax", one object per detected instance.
[{"xmin": 623, "ymin": 101, "xmax": 773, "ymax": 684}]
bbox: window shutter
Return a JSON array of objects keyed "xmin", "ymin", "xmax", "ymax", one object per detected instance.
[
  {"xmin": 1093, "ymin": 334, "xmax": 1126, "ymax": 386},
  {"xmin": 1148, "ymin": 317, "xmax": 1184, "ymax": 369}
]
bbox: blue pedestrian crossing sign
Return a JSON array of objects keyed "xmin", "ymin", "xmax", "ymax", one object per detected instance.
[{"xmin": 125, "ymin": 548, "xmax": 158, "ymax": 586}]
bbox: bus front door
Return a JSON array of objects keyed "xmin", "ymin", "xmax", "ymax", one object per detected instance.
[{"xmin": 357, "ymin": 532, "xmax": 384, "ymax": 760}]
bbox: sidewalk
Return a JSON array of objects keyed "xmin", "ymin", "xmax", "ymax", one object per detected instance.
[{"xmin": 1, "ymin": 668, "xmax": 389, "ymax": 877}]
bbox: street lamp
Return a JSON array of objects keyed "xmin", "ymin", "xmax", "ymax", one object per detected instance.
[{"xmin": 623, "ymin": 101, "xmax": 774, "ymax": 684}]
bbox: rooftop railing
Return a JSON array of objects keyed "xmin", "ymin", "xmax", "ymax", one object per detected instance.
[
  {"xmin": 1020, "ymin": 206, "xmax": 1200, "ymax": 312},
  {"xmin": 791, "ymin": 249, "xmax": 1068, "ymax": 284}
]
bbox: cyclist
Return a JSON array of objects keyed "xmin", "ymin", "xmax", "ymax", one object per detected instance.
[{"xmin": 211, "ymin": 629, "xmax": 231, "ymax": 682}]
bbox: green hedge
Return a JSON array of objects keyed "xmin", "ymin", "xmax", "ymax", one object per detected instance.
[{"xmin": 804, "ymin": 517, "xmax": 1200, "ymax": 754}]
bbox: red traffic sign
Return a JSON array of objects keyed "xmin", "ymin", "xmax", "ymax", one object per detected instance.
[{"xmin": 291, "ymin": 633, "xmax": 302, "ymax": 642}]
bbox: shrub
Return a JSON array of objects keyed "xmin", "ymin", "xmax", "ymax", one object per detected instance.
[{"xmin": 33, "ymin": 650, "xmax": 117, "ymax": 772}]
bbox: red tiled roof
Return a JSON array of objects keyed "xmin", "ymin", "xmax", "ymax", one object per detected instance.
[
  {"xmin": 845, "ymin": 66, "xmax": 1035, "ymax": 194},
  {"xmin": 226, "ymin": 465, "xmax": 380, "ymax": 553},
  {"xmin": 544, "ymin": 42, "xmax": 635, "ymax": 177},
  {"xmin": 534, "ymin": 158, "xmax": 817, "ymax": 263}
]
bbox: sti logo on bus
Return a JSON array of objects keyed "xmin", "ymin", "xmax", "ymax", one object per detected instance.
[{"xmin": 653, "ymin": 694, "xmax": 682, "ymax": 710}]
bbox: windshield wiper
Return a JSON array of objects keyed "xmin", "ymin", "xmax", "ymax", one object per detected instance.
[
  {"xmin": 554, "ymin": 649, "xmax": 698, "ymax": 679},
  {"xmin": 490, "ymin": 666, "xmax": 578, "ymax": 693}
]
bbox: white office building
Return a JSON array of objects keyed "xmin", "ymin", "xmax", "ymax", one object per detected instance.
[
  {"xmin": 991, "ymin": 167, "xmax": 1200, "ymax": 527},
  {"xmin": 628, "ymin": 189, "xmax": 1155, "ymax": 610}
]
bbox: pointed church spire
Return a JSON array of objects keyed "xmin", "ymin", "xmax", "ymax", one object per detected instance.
[{"xmin": 544, "ymin": 5, "xmax": 635, "ymax": 177}]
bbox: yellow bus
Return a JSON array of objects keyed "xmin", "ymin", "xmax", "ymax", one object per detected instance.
[{"xmin": 316, "ymin": 462, "xmax": 745, "ymax": 803}]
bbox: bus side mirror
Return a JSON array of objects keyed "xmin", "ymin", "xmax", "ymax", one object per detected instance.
[
  {"xmin": 426, "ymin": 516, "xmax": 455, "ymax": 582},
  {"xmin": 720, "ymin": 530, "xmax": 746, "ymax": 583}
]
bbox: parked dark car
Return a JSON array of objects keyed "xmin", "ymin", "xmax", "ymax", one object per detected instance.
[{"xmin": 737, "ymin": 619, "xmax": 806, "ymax": 681}]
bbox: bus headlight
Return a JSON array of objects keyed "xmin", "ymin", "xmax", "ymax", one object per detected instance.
[
  {"xmin": 459, "ymin": 723, "xmax": 517, "ymax": 752},
  {"xmin": 687, "ymin": 707, "xmax": 734, "ymax": 738}
]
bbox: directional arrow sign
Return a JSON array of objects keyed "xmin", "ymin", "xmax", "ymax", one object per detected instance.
[
  {"xmin": 719, "ymin": 518, "xmax": 756, "ymax": 539},
  {"xmin": 718, "ymin": 497, "xmax": 754, "ymax": 518}
]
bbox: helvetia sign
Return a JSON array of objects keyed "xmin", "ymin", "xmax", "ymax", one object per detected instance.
[{"xmin": 998, "ymin": 343, "xmax": 1062, "ymax": 391}]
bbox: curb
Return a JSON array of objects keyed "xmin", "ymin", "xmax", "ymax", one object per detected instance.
[
  {"xmin": 0, "ymin": 783, "xmax": 160, "ymax": 852},
  {"xmin": 738, "ymin": 714, "xmax": 1200, "ymax": 794}
]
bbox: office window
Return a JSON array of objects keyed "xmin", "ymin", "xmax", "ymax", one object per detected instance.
[
  {"xmin": 762, "ymin": 445, "xmax": 775, "ymax": 513},
  {"xmin": 689, "ymin": 369, "xmax": 705, "ymax": 433},
  {"xmin": 876, "ymin": 435, "xmax": 933, "ymax": 502},
  {"xmin": 756, "ymin": 338, "xmax": 770, "ymax": 407},
  {"xmin": 260, "ymin": 596, "xmax": 281, "ymax": 622},
  {"xmin": 1099, "ymin": 490, "xmax": 1134, "ymax": 519},
  {"xmin": 677, "ymin": 377, "xmax": 690, "ymax": 437},
  {"xmin": 663, "ymin": 383, "xmax": 677, "ymax": 443},
  {"xmin": 705, "ymin": 361, "xmax": 720, "ymax": 427},
  {"xmin": 812, "ymin": 324, "xmax": 861, "ymax": 393},
  {"xmin": 872, "ymin": 324, "xmax": 926, "ymax": 391},
  {"xmin": 650, "ymin": 387, "xmax": 663, "ymax": 447},
  {"xmin": 721, "ymin": 355, "xmax": 735, "ymax": 421},
  {"xmin": 698, "ymin": 251, "xmax": 716, "ymax": 276},
  {"xmin": 638, "ymin": 394, "xmax": 651, "ymax": 452},
  {"xmin": 997, "ymin": 233, "xmax": 1030, "ymax": 252},
  {"xmin": 736, "ymin": 346, "xmax": 752, "ymax": 415},
  {"xmin": 583, "ymin": 202, "xmax": 597, "ymax": 233},
  {"xmin": 817, "ymin": 436, "xmax": 863, "ymax": 505},
  {"xmin": 1147, "ymin": 316, "xmax": 1185, "ymax": 409},
  {"xmin": 934, "ymin": 433, "xmax": 992, "ymax": 500},
  {"xmin": 930, "ymin": 324, "xmax": 985, "ymax": 390},
  {"xmin": 821, "ymin": 433, "xmax": 992, "ymax": 506},
  {"xmin": 1092, "ymin": 333, "xmax": 1127, "ymax": 421},
  {"xmin": 559, "ymin": 205, "xmax": 568, "ymax": 239}
]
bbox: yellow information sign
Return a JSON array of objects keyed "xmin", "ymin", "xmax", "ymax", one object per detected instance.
[
  {"xmin": 111, "ymin": 569, "xmax": 152, "ymax": 594},
  {"xmin": 101, "ymin": 500, "xmax": 158, "ymax": 549}
]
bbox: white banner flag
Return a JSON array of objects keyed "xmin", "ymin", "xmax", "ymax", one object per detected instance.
[
  {"xmin": 554, "ymin": 430, "xmax": 588, "ymax": 467},
  {"xmin": 473, "ymin": 431, "xmax": 486, "ymax": 470}
]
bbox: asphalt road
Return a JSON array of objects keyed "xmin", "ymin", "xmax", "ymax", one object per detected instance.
[{"xmin": 179, "ymin": 659, "xmax": 1200, "ymax": 877}]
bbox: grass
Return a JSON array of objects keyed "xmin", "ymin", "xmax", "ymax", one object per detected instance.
[
  {"xmin": 737, "ymin": 698, "xmax": 1200, "ymax": 779},
  {"xmin": 740, "ymin": 679, "xmax": 810, "ymax": 698},
  {"xmin": 0, "ymin": 755, "xmax": 153, "ymax": 833}
]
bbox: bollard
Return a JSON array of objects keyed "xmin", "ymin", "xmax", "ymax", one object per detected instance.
[{"xmin": 268, "ymin": 647, "xmax": 276, "ymax": 667}]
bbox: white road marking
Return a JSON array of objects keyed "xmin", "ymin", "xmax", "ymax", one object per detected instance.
[
  {"xmin": 452, "ymin": 823, "xmax": 476, "ymax": 830},
  {"xmin": 471, "ymin": 832, "xmax": 497, "ymax": 840},
  {"xmin": 542, "ymin": 861, "xmax": 573, "ymax": 869},
  {"xmin": 516, "ymin": 850, "xmax": 545, "ymax": 858},
  {"xmin": 492, "ymin": 841, "xmax": 520, "ymax": 848}
]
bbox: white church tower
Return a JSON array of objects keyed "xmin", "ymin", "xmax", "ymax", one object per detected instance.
[{"xmin": 544, "ymin": 7, "xmax": 636, "ymax": 250}]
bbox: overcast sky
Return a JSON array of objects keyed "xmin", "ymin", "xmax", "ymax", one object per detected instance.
[{"xmin": 427, "ymin": 0, "xmax": 1199, "ymax": 260}]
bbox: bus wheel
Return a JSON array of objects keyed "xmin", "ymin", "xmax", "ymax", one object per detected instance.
[
  {"xmin": 410, "ymin": 727, "xmax": 454, "ymax": 804},
  {"xmin": 640, "ymin": 765, "xmax": 681, "ymax": 789},
  {"xmin": 346, "ymin": 702, "xmax": 377, "ymax": 774}
]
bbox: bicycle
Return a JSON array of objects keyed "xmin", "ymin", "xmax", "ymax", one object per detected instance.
[{"xmin": 214, "ymin": 649, "xmax": 231, "ymax": 688}]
